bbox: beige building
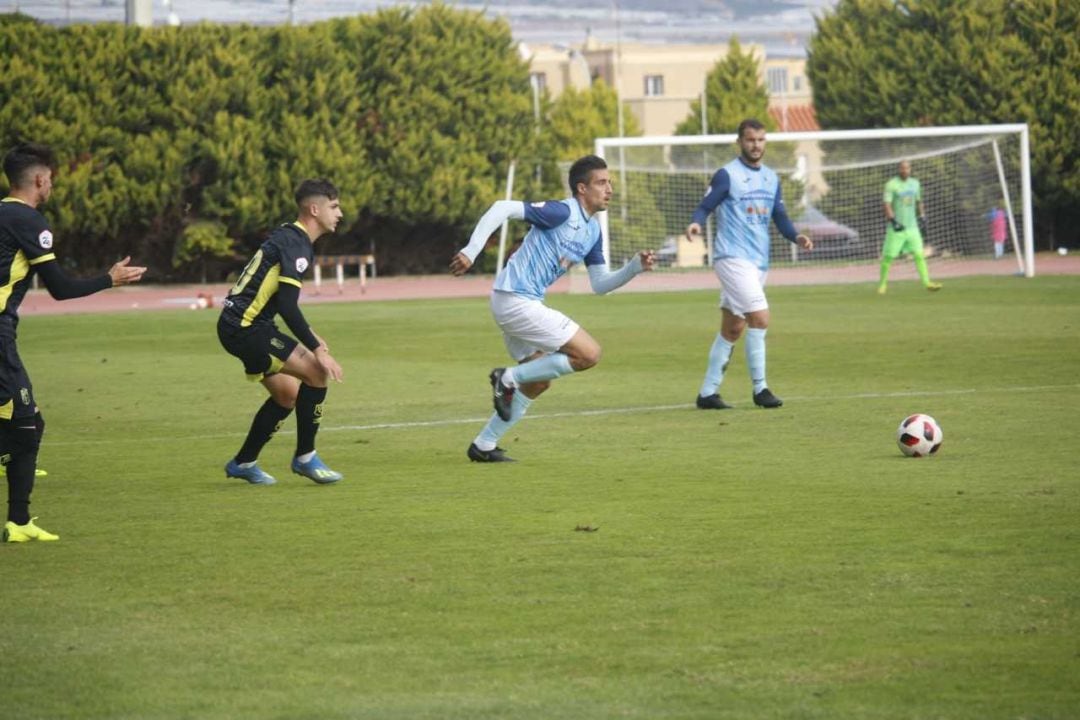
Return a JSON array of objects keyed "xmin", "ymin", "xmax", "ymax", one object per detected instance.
[{"xmin": 525, "ymin": 39, "xmax": 818, "ymax": 136}]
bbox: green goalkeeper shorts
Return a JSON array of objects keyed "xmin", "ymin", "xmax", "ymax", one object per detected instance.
[{"xmin": 882, "ymin": 227, "xmax": 925, "ymax": 259}]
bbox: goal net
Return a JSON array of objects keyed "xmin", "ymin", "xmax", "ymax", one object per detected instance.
[{"xmin": 594, "ymin": 125, "xmax": 1033, "ymax": 286}]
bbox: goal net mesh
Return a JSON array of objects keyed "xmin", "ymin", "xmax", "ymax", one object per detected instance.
[{"xmin": 597, "ymin": 128, "xmax": 1028, "ymax": 281}]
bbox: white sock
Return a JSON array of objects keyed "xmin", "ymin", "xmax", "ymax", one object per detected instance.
[
  {"xmin": 745, "ymin": 327, "xmax": 768, "ymax": 394},
  {"xmin": 506, "ymin": 353, "xmax": 574, "ymax": 386},
  {"xmin": 474, "ymin": 392, "xmax": 534, "ymax": 451},
  {"xmin": 699, "ymin": 333, "xmax": 734, "ymax": 397}
]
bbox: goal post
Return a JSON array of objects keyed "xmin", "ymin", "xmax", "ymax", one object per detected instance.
[{"xmin": 594, "ymin": 124, "xmax": 1034, "ymax": 284}]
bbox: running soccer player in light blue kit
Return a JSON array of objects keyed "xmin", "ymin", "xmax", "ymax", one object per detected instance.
[
  {"xmin": 450, "ymin": 155, "xmax": 656, "ymax": 462},
  {"xmin": 686, "ymin": 118, "xmax": 813, "ymax": 411}
]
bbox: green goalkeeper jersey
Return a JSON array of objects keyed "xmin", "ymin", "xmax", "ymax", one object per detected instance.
[{"xmin": 883, "ymin": 176, "xmax": 921, "ymax": 228}]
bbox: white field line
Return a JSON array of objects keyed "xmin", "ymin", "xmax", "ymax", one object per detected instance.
[{"xmin": 48, "ymin": 383, "xmax": 1079, "ymax": 447}]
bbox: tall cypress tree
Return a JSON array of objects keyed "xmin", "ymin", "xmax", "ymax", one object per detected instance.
[{"xmin": 675, "ymin": 38, "xmax": 774, "ymax": 137}]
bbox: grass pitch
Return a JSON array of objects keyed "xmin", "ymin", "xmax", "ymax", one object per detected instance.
[{"xmin": 2, "ymin": 276, "xmax": 1078, "ymax": 719}]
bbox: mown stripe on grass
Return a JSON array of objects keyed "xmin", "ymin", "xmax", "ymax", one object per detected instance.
[{"xmin": 47, "ymin": 383, "xmax": 1079, "ymax": 445}]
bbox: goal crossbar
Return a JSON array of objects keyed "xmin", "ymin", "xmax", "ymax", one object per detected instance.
[{"xmin": 595, "ymin": 124, "xmax": 1034, "ymax": 280}]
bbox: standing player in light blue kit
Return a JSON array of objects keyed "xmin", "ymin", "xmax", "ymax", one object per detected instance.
[
  {"xmin": 450, "ymin": 155, "xmax": 655, "ymax": 462},
  {"xmin": 686, "ymin": 118, "xmax": 813, "ymax": 411}
]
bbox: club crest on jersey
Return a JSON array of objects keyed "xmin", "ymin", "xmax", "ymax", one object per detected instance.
[
  {"xmin": 38, "ymin": 230, "xmax": 53, "ymax": 249},
  {"xmin": 296, "ymin": 258, "xmax": 309, "ymax": 273},
  {"xmin": 20, "ymin": 388, "xmax": 30, "ymax": 405}
]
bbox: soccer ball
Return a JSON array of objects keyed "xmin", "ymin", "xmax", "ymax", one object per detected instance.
[{"xmin": 896, "ymin": 414, "xmax": 943, "ymax": 457}]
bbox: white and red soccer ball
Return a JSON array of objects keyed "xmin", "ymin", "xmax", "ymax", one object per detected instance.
[{"xmin": 896, "ymin": 414, "xmax": 943, "ymax": 457}]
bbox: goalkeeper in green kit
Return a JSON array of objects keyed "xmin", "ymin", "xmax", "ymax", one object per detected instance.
[{"xmin": 878, "ymin": 160, "xmax": 941, "ymax": 294}]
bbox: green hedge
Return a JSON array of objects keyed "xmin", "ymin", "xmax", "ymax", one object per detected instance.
[{"xmin": 0, "ymin": 7, "xmax": 544, "ymax": 278}]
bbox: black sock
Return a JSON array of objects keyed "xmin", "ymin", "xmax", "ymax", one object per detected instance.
[
  {"xmin": 6, "ymin": 456, "xmax": 35, "ymax": 525},
  {"xmin": 295, "ymin": 384, "xmax": 327, "ymax": 457},
  {"xmin": 235, "ymin": 399, "xmax": 293, "ymax": 464},
  {"xmin": 4, "ymin": 425, "xmax": 39, "ymax": 525}
]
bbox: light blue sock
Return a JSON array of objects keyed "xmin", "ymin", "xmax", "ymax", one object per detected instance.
[
  {"xmin": 745, "ymin": 328, "xmax": 768, "ymax": 394},
  {"xmin": 699, "ymin": 333, "xmax": 734, "ymax": 397},
  {"xmin": 474, "ymin": 392, "xmax": 534, "ymax": 451},
  {"xmin": 505, "ymin": 353, "xmax": 574, "ymax": 386}
]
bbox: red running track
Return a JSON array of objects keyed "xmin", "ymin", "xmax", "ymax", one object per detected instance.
[{"xmin": 18, "ymin": 252, "xmax": 1079, "ymax": 317}]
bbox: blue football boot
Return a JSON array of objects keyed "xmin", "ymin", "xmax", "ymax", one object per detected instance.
[
  {"xmin": 291, "ymin": 453, "xmax": 343, "ymax": 484},
  {"xmin": 225, "ymin": 458, "xmax": 277, "ymax": 485}
]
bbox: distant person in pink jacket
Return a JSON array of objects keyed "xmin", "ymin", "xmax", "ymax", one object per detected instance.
[{"xmin": 987, "ymin": 206, "xmax": 1007, "ymax": 260}]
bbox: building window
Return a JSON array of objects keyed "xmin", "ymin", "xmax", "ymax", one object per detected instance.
[
  {"xmin": 767, "ymin": 67, "xmax": 788, "ymax": 95},
  {"xmin": 793, "ymin": 75, "xmax": 803, "ymax": 92},
  {"xmin": 530, "ymin": 72, "xmax": 547, "ymax": 93},
  {"xmin": 644, "ymin": 74, "xmax": 664, "ymax": 97}
]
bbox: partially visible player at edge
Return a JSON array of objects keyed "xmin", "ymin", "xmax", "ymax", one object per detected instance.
[
  {"xmin": 1, "ymin": 141, "xmax": 146, "ymax": 543},
  {"xmin": 686, "ymin": 118, "xmax": 813, "ymax": 411},
  {"xmin": 450, "ymin": 155, "xmax": 656, "ymax": 462},
  {"xmin": 878, "ymin": 159, "xmax": 942, "ymax": 294},
  {"xmin": 217, "ymin": 179, "xmax": 345, "ymax": 485}
]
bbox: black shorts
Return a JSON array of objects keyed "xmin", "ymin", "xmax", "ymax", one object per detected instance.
[
  {"xmin": 0, "ymin": 336, "xmax": 36, "ymax": 420},
  {"xmin": 217, "ymin": 320, "xmax": 298, "ymax": 381}
]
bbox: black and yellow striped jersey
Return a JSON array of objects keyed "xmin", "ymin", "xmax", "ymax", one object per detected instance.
[
  {"xmin": 219, "ymin": 222, "xmax": 313, "ymax": 330},
  {"xmin": 0, "ymin": 198, "xmax": 58, "ymax": 336}
]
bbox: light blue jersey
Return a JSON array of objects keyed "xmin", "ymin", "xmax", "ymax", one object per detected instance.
[
  {"xmin": 494, "ymin": 198, "xmax": 606, "ymax": 301},
  {"xmin": 691, "ymin": 158, "xmax": 798, "ymax": 271}
]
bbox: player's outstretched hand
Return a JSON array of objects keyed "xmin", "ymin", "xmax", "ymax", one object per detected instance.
[
  {"xmin": 109, "ymin": 256, "xmax": 147, "ymax": 286},
  {"xmin": 449, "ymin": 252, "xmax": 473, "ymax": 276},
  {"xmin": 315, "ymin": 347, "xmax": 344, "ymax": 383},
  {"xmin": 639, "ymin": 250, "xmax": 657, "ymax": 271},
  {"xmin": 796, "ymin": 233, "xmax": 814, "ymax": 251},
  {"xmin": 685, "ymin": 223, "xmax": 703, "ymax": 241}
]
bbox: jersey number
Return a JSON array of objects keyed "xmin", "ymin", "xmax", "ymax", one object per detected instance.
[{"xmin": 229, "ymin": 249, "xmax": 263, "ymax": 296}]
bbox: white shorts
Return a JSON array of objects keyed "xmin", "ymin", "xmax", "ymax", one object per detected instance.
[
  {"xmin": 490, "ymin": 291, "xmax": 580, "ymax": 362},
  {"xmin": 714, "ymin": 257, "xmax": 769, "ymax": 317}
]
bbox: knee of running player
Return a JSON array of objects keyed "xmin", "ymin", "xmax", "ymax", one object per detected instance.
[
  {"xmin": 299, "ymin": 356, "xmax": 331, "ymax": 389},
  {"xmin": 721, "ymin": 321, "xmax": 746, "ymax": 343},
  {"xmin": 274, "ymin": 389, "xmax": 299, "ymax": 409},
  {"xmin": 746, "ymin": 310, "xmax": 770, "ymax": 330},
  {"xmin": 264, "ymin": 376, "xmax": 300, "ymax": 409},
  {"xmin": 569, "ymin": 343, "xmax": 602, "ymax": 371}
]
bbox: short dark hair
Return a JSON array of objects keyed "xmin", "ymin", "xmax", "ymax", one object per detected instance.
[
  {"xmin": 736, "ymin": 118, "xmax": 766, "ymax": 139},
  {"xmin": 294, "ymin": 178, "xmax": 339, "ymax": 206},
  {"xmin": 568, "ymin": 155, "xmax": 607, "ymax": 197},
  {"xmin": 3, "ymin": 142, "xmax": 57, "ymax": 188}
]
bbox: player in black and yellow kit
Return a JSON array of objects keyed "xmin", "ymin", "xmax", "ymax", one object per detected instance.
[
  {"xmin": 218, "ymin": 179, "xmax": 345, "ymax": 485},
  {"xmin": 1, "ymin": 142, "xmax": 146, "ymax": 543}
]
